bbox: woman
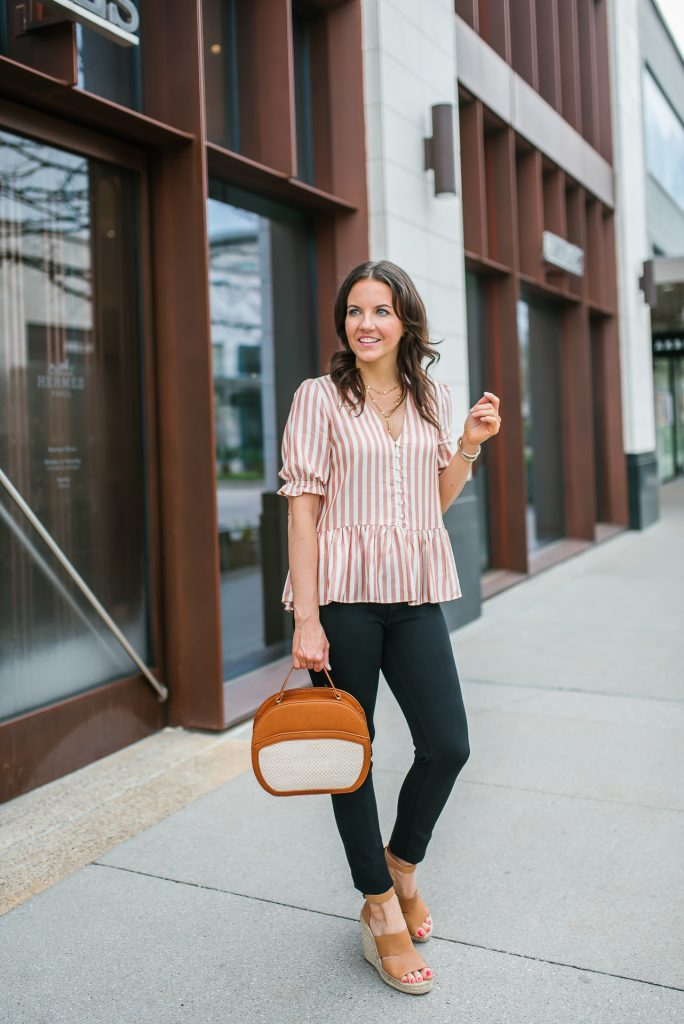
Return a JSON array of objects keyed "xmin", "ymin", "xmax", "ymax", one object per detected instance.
[{"xmin": 276, "ymin": 259, "xmax": 501, "ymax": 995}]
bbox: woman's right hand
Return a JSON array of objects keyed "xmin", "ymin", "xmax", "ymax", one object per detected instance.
[{"xmin": 292, "ymin": 617, "xmax": 331, "ymax": 672}]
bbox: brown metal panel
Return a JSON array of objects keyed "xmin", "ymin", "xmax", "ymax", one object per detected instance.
[
  {"xmin": 593, "ymin": 0, "xmax": 612, "ymax": 162},
  {"xmin": 4, "ymin": 0, "xmax": 76, "ymax": 82},
  {"xmin": 140, "ymin": 0, "xmax": 224, "ymax": 730},
  {"xmin": 314, "ymin": 213, "xmax": 339, "ymax": 372},
  {"xmin": 459, "ymin": 99, "xmax": 488, "ymax": 258},
  {"xmin": 206, "ymin": 142, "xmax": 357, "ymax": 212},
  {"xmin": 0, "ymin": 675, "xmax": 165, "ymax": 803},
  {"xmin": 585, "ymin": 197, "xmax": 605, "ymax": 308},
  {"xmin": 559, "ymin": 304, "xmax": 595, "ymax": 539},
  {"xmin": 535, "ymin": 0, "xmax": 561, "ymax": 109},
  {"xmin": 591, "ymin": 318, "xmax": 628, "ymax": 525},
  {"xmin": 543, "ymin": 167, "xmax": 568, "ymax": 290},
  {"xmin": 557, "ymin": 0, "xmax": 581, "ymax": 132},
  {"xmin": 482, "ymin": 273, "xmax": 528, "ymax": 572},
  {"xmin": 508, "ymin": 0, "xmax": 538, "ymax": 89},
  {"xmin": 455, "ymin": 0, "xmax": 478, "ymax": 29},
  {"xmin": 601, "ymin": 208, "xmax": 618, "ymax": 317},
  {"xmin": 0, "ymin": 95, "xmax": 146, "ymax": 167},
  {"xmin": 576, "ymin": 0, "xmax": 599, "ymax": 148},
  {"xmin": 236, "ymin": 0, "xmax": 296, "ymax": 173},
  {"xmin": 565, "ymin": 181, "xmax": 587, "ymax": 302},
  {"xmin": 478, "ymin": 0, "xmax": 510, "ymax": 60},
  {"xmin": 480, "ymin": 126, "xmax": 527, "ymax": 570},
  {"xmin": 0, "ymin": 58, "xmax": 194, "ymax": 148},
  {"xmin": 318, "ymin": 0, "xmax": 368, "ymax": 210},
  {"xmin": 516, "ymin": 148, "xmax": 544, "ymax": 280},
  {"xmin": 311, "ymin": 0, "xmax": 368, "ymax": 368},
  {"xmin": 484, "ymin": 126, "xmax": 516, "ymax": 270}
]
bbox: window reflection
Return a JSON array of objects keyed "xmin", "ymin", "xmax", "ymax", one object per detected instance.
[
  {"xmin": 207, "ymin": 185, "xmax": 317, "ymax": 683},
  {"xmin": 75, "ymin": 21, "xmax": 142, "ymax": 110},
  {"xmin": 208, "ymin": 198, "xmax": 271, "ymax": 678},
  {"xmin": 0, "ymin": 129, "xmax": 149, "ymax": 721},
  {"xmin": 643, "ymin": 67, "xmax": 684, "ymax": 212}
]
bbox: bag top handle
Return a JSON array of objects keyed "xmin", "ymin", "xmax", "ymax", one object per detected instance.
[{"xmin": 275, "ymin": 663, "xmax": 341, "ymax": 704}]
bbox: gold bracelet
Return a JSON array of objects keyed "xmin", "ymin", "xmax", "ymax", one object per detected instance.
[{"xmin": 457, "ymin": 435, "xmax": 481, "ymax": 462}]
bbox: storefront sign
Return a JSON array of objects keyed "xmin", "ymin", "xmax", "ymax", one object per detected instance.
[
  {"xmin": 653, "ymin": 333, "xmax": 684, "ymax": 356},
  {"xmin": 41, "ymin": 0, "xmax": 140, "ymax": 46},
  {"xmin": 36, "ymin": 359, "xmax": 86, "ymax": 397},
  {"xmin": 542, "ymin": 231, "xmax": 584, "ymax": 277}
]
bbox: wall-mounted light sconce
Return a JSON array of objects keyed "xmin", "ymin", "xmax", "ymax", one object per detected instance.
[{"xmin": 424, "ymin": 103, "xmax": 457, "ymax": 197}]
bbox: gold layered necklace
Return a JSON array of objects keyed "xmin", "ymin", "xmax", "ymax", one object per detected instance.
[{"xmin": 361, "ymin": 375, "xmax": 406, "ymax": 438}]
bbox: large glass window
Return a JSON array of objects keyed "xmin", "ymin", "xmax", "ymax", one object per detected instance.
[
  {"xmin": 643, "ymin": 67, "xmax": 684, "ymax": 212},
  {"xmin": 207, "ymin": 181, "xmax": 317, "ymax": 683},
  {"xmin": 76, "ymin": 19, "xmax": 142, "ymax": 110},
  {"xmin": 0, "ymin": 129, "xmax": 150, "ymax": 721},
  {"xmin": 654, "ymin": 358, "xmax": 677, "ymax": 480},
  {"xmin": 292, "ymin": 3, "xmax": 315, "ymax": 185},
  {"xmin": 203, "ymin": 0, "xmax": 239, "ymax": 149}
]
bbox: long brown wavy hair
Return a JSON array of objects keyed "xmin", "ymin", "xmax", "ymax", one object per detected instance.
[{"xmin": 329, "ymin": 260, "xmax": 443, "ymax": 431}]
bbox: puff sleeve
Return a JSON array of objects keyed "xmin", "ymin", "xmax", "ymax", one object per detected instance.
[
  {"xmin": 436, "ymin": 381, "xmax": 457, "ymax": 474},
  {"xmin": 277, "ymin": 378, "xmax": 331, "ymax": 498}
]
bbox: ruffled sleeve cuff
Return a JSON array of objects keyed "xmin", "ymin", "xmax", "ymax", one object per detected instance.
[
  {"xmin": 277, "ymin": 378, "xmax": 331, "ymax": 498},
  {"xmin": 276, "ymin": 477, "xmax": 327, "ymax": 498}
]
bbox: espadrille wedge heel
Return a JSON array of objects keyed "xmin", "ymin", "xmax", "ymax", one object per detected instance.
[
  {"xmin": 359, "ymin": 886, "xmax": 434, "ymax": 994},
  {"xmin": 384, "ymin": 845, "xmax": 433, "ymax": 942}
]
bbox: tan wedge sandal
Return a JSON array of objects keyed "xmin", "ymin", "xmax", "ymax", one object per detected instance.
[
  {"xmin": 384, "ymin": 845, "xmax": 433, "ymax": 942},
  {"xmin": 359, "ymin": 885, "xmax": 434, "ymax": 995}
]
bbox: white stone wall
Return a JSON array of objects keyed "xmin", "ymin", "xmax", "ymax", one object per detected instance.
[
  {"xmin": 607, "ymin": 0, "xmax": 657, "ymax": 454},
  {"xmin": 361, "ymin": 0, "xmax": 470, "ymax": 429}
]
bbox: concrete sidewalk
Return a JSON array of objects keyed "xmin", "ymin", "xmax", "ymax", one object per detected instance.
[{"xmin": 1, "ymin": 481, "xmax": 683, "ymax": 1023}]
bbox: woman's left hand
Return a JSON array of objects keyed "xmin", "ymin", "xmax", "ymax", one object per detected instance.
[{"xmin": 463, "ymin": 391, "xmax": 502, "ymax": 447}]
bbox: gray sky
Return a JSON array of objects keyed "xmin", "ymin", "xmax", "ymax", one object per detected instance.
[{"xmin": 655, "ymin": 0, "xmax": 684, "ymax": 60}]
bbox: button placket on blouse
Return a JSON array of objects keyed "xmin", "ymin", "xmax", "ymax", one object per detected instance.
[{"xmin": 393, "ymin": 439, "xmax": 406, "ymax": 527}]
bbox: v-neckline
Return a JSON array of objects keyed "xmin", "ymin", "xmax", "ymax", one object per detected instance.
[{"xmin": 365, "ymin": 387, "xmax": 411, "ymax": 444}]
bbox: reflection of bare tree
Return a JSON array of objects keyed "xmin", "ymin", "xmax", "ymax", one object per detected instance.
[{"xmin": 0, "ymin": 132, "xmax": 92, "ymax": 305}]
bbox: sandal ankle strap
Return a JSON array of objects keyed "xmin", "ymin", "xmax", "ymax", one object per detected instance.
[{"xmin": 385, "ymin": 846, "xmax": 416, "ymax": 872}]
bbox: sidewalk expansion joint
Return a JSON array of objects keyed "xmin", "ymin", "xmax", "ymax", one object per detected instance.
[
  {"xmin": 91, "ymin": 861, "xmax": 684, "ymax": 994},
  {"xmin": 461, "ymin": 677, "xmax": 684, "ymax": 704},
  {"xmin": 372, "ymin": 768, "xmax": 684, "ymax": 815}
]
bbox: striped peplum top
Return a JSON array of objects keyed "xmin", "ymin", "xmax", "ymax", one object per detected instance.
[{"xmin": 276, "ymin": 374, "xmax": 462, "ymax": 612}]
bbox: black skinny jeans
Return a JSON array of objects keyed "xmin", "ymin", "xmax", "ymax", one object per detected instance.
[{"xmin": 304, "ymin": 600, "xmax": 470, "ymax": 896}]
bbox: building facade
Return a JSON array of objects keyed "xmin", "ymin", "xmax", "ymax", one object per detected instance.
[
  {"xmin": 0, "ymin": 0, "xmax": 370, "ymax": 800},
  {"xmin": 454, "ymin": 0, "xmax": 629, "ymax": 590},
  {"xmin": 0, "ymin": 0, "xmax": 648, "ymax": 801}
]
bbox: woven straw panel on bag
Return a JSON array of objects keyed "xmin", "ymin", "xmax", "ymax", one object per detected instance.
[{"xmin": 258, "ymin": 738, "xmax": 365, "ymax": 792}]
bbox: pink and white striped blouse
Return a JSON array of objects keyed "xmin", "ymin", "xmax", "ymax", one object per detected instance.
[{"xmin": 276, "ymin": 374, "xmax": 462, "ymax": 612}]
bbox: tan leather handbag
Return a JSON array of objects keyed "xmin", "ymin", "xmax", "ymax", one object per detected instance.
[{"xmin": 251, "ymin": 664, "xmax": 371, "ymax": 796}]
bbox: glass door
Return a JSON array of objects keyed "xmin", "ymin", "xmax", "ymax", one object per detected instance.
[
  {"xmin": 207, "ymin": 180, "xmax": 318, "ymax": 682},
  {"xmin": 0, "ymin": 127, "xmax": 152, "ymax": 721}
]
